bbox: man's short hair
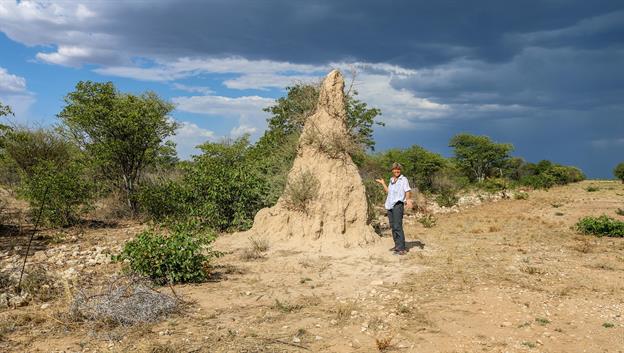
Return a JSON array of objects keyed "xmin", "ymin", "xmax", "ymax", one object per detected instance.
[{"xmin": 391, "ymin": 162, "xmax": 402, "ymax": 171}]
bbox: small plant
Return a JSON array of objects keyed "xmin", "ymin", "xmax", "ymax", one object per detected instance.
[
  {"xmin": 334, "ymin": 301, "xmax": 357, "ymax": 323},
  {"xmin": 575, "ymin": 215, "xmax": 624, "ymax": 237},
  {"xmin": 240, "ymin": 237, "xmax": 269, "ymax": 261},
  {"xmin": 283, "ymin": 169, "xmax": 320, "ymax": 213},
  {"xmin": 375, "ymin": 334, "xmax": 395, "ymax": 352},
  {"xmin": 522, "ymin": 341, "xmax": 536, "ymax": 348},
  {"xmin": 514, "ymin": 191, "xmax": 529, "ymax": 200},
  {"xmin": 603, "ymin": 322, "xmax": 615, "ymax": 328},
  {"xmin": 302, "ymin": 126, "xmax": 359, "ymax": 160},
  {"xmin": 572, "ymin": 238, "xmax": 593, "ymax": 253},
  {"xmin": 535, "ymin": 317, "xmax": 550, "ymax": 325},
  {"xmin": 555, "ymin": 212, "xmax": 564, "ymax": 216},
  {"xmin": 551, "ymin": 202, "xmax": 563, "ymax": 208},
  {"xmin": 521, "ymin": 266, "xmax": 544, "ymax": 275},
  {"xmin": 585, "ymin": 185, "xmax": 599, "ymax": 192},
  {"xmin": 418, "ymin": 214, "xmax": 437, "ymax": 228},
  {"xmin": 272, "ymin": 299, "xmax": 303, "ymax": 313},
  {"xmin": 115, "ymin": 227, "xmax": 217, "ymax": 284}
]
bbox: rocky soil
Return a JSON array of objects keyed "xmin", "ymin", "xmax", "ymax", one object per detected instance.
[{"xmin": 0, "ymin": 180, "xmax": 622, "ymax": 353}]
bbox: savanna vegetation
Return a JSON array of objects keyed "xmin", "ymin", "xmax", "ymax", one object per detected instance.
[{"xmin": 0, "ymin": 80, "xmax": 592, "ymax": 285}]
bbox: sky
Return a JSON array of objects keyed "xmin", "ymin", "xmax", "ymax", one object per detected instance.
[{"xmin": 0, "ymin": 0, "xmax": 622, "ymax": 178}]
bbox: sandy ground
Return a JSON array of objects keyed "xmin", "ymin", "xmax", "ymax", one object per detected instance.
[{"xmin": 1, "ymin": 180, "xmax": 623, "ymax": 353}]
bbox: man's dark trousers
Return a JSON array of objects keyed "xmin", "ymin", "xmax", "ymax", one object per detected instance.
[{"xmin": 387, "ymin": 201, "xmax": 405, "ymax": 251}]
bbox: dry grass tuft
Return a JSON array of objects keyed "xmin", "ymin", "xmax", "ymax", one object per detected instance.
[
  {"xmin": 375, "ymin": 334, "xmax": 395, "ymax": 352},
  {"xmin": 283, "ymin": 169, "xmax": 320, "ymax": 213},
  {"xmin": 240, "ymin": 237, "xmax": 269, "ymax": 261}
]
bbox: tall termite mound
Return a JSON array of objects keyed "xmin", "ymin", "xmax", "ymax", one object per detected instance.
[{"xmin": 247, "ymin": 69, "xmax": 378, "ymax": 247}]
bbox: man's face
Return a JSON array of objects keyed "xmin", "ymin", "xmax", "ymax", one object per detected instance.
[{"xmin": 392, "ymin": 168, "xmax": 401, "ymax": 177}]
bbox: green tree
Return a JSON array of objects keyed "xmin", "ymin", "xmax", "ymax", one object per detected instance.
[
  {"xmin": 449, "ymin": 133, "xmax": 514, "ymax": 182},
  {"xmin": 614, "ymin": 162, "xmax": 624, "ymax": 183},
  {"xmin": 260, "ymin": 83, "xmax": 383, "ymax": 151},
  {"xmin": 0, "ymin": 100, "xmax": 12, "ymax": 118},
  {"xmin": 58, "ymin": 81, "xmax": 177, "ymax": 214},
  {"xmin": 3, "ymin": 128, "xmax": 92, "ymax": 226}
]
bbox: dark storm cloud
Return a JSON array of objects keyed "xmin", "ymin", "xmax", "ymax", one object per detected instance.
[{"xmin": 96, "ymin": 0, "xmax": 622, "ymax": 67}]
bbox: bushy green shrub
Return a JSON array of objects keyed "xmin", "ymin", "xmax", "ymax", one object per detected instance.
[
  {"xmin": 115, "ymin": 227, "xmax": 218, "ymax": 284},
  {"xmin": 3, "ymin": 128, "xmax": 92, "ymax": 226},
  {"xmin": 585, "ymin": 185, "xmax": 599, "ymax": 192},
  {"xmin": 139, "ymin": 136, "xmax": 271, "ymax": 231},
  {"xmin": 576, "ymin": 215, "xmax": 624, "ymax": 237},
  {"xmin": 19, "ymin": 161, "xmax": 92, "ymax": 227},
  {"xmin": 432, "ymin": 171, "xmax": 460, "ymax": 207},
  {"xmin": 520, "ymin": 174, "xmax": 557, "ymax": 190},
  {"xmin": 519, "ymin": 160, "xmax": 585, "ymax": 189},
  {"xmin": 478, "ymin": 177, "xmax": 510, "ymax": 193},
  {"xmin": 614, "ymin": 162, "xmax": 624, "ymax": 183}
]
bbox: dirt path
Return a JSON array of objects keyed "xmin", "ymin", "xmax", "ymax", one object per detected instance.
[{"xmin": 2, "ymin": 180, "xmax": 623, "ymax": 352}]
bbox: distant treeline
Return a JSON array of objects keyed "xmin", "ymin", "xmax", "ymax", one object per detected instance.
[{"xmin": 0, "ymin": 83, "xmax": 596, "ymax": 231}]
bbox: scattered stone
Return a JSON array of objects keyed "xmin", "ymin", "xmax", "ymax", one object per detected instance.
[
  {"xmin": 292, "ymin": 336, "xmax": 301, "ymax": 343},
  {"xmin": 40, "ymin": 303, "xmax": 51, "ymax": 310},
  {"xmin": 370, "ymin": 280, "xmax": 384, "ymax": 286}
]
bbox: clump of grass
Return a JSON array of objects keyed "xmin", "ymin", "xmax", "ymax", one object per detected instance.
[
  {"xmin": 551, "ymin": 203, "xmax": 563, "ymax": 208},
  {"xmin": 522, "ymin": 341, "xmax": 536, "ymax": 348},
  {"xmin": 585, "ymin": 185, "xmax": 599, "ymax": 192},
  {"xmin": 603, "ymin": 322, "xmax": 615, "ymax": 328},
  {"xmin": 302, "ymin": 126, "xmax": 359, "ymax": 160},
  {"xmin": 514, "ymin": 191, "xmax": 529, "ymax": 200},
  {"xmin": 521, "ymin": 266, "xmax": 544, "ymax": 275},
  {"xmin": 555, "ymin": 212, "xmax": 564, "ymax": 216},
  {"xmin": 418, "ymin": 214, "xmax": 437, "ymax": 228},
  {"xmin": 240, "ymin": 237, "xmax": 269, "ymax": 261},
  {"xmin": 20, "ymin": 266, "xmax": 62, "ymax": 302},
  {"xmin": 334, "ymin": 301, "xmax": 357, "ymax": 323},
  {"xmin": 576, "ymin": 215, "xmax": 624, "ymax": 237},
  {"xmin": 375, "ymin": 334, "xmax": 395, "ymax": 352},
  {"xmin": 272, "ymin": 299, "xmax": 303, "ymax": 313},
  {"xmin": 535, "ymin": 317, "xmax": 550, "ymax": 325},
  {"xmin": 572, "ymin": 238, "xmax": 594, "ymax": 253},
  {"xmin": 397, "ymin": 303, "xmax": 411, "ymax": 314},
  {"xmin": 283, "ymin": 169, "xmax": 320, "ymax": 213}
]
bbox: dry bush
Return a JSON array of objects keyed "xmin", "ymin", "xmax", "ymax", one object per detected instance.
[
  {"xmin": 272, "ymin": 299, "xmax": 303, "ymax": 313},
  {"xmin": 301, "ymin": 125, "xmax": 359, "ymax": 160},
  {"xmin": 0, "ymin": 312, "xmax": 46, "ymax": 342},
  {"xmin": 418, "ymin": 214, "xmax": 437, "ymax": 228},
  {"xmin": 240, "ymin": 237, "xmax": 269, "ymax": 261},
  {"xmin": 20, "ymin": 266, "xmax": 62, "ymax": 302},
  {"xmin": 333, "ymin": 301, "xmax": 357, "ymax": 323},
  {"xmin": 375, "ymin": 334, "xmax": 395, "ymax": 352},
  {"xmin": 283, "ymin": 169, "xmax": 320, "ymax": 213},
  {"xmin": 70, "ymin": 275, "xmax": 180, "ymax": 326}
]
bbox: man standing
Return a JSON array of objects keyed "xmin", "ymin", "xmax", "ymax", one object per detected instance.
[{"xmin": 376, "ymin": 162, "xmax": 412, "ymax": 255}]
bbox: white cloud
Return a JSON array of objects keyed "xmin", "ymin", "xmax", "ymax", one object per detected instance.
[
  {"xmin": 223, "ymin": 73, "xmax": 320, "ymax": 90},
  {"xmin": 170, "ymin": 120, "xmax": 216, "ymax": 159},
  {"xmin": 0, "ymin": 67, "xmax": 34, "ymax": 123},
  {"xmin": 172, "ymin": 83, "xmax": 214, "ymax": 95},
  {"xmin": 0, "ymin": 67, "xmax": 27, "ymax": 94},
  {"xmin": 230, "ymin": 124, "xmax": 257, "ymax": 137},
  {"xmin": 173, "ymin": 94, "xmax": 273, "ymax": 117}
]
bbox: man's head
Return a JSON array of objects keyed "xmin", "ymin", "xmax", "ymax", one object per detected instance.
[{"xmin": 391, "ymin": 162, "xmax": 402, "ymax": 177}]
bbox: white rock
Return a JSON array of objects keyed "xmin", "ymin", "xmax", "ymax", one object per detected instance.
[
  {"xmin": 40, "ymin": 303, "xmax": 50, "ymax": 309},
  {"xmin": 62, "ymin": 267, "xmax": 78, "ymax": 280},
  {"xmin": 370, "ymin": 280, "xmax": 384, "ymax": 286},
  {"xmin": 292, "ymin": 337, "xmax": 301, "ymax": 343}
]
